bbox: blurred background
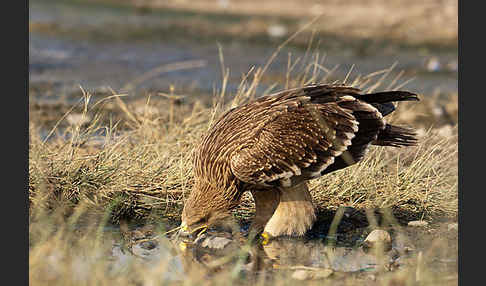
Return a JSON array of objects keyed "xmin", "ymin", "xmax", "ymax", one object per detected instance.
[{"xmin": 29, "ymin": 0, "xmax": 457, "ymax": 111}]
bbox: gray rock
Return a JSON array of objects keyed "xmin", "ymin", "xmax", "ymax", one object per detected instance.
[
  {"xmin": 200, "ymin": 236, "xmax": 233, "ymax": 249},
  {"xmin": 408, "ymin": 220, "xmax": 429, "ymax": 227},
  {"xmin": 362, "ymin": 229, "xmax": 392, "ymax": 253},
  {"xmin": 291, "ymin": 268, "xmax": 333, "ymax": 280}
]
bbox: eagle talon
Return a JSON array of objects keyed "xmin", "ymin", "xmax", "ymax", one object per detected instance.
[
  {"xmin": 261, "ymin": 232, "xmax": 272, "ymax": 245},
  {"xmin": 178, "ymin": 241, "xmax": 188, "ymax": 252}
]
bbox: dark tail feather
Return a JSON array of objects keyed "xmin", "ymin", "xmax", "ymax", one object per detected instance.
[
  {"xmin": 355, "ymin": 91, "xmax": 420, "ymax": 117},
  {"xmin": 373, "ymin": 124, "xmax": 418, "ymax": 147},
  {"xmin": 356, "ymin": 91, "xmax": 420, "ymax": 104}
]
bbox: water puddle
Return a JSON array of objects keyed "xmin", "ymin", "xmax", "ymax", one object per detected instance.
[{"xmin": 101, "ymin": 221, "xmax": 457, "ymax": 282}]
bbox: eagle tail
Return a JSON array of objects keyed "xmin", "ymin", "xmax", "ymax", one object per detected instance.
[
  {"xmin": 357, "ymin": 91, "xmax": 419, "ymax": 117},
  {"xmin": 373, "ymin": 124, "xmax": 418, "ymax": 147},
  {"xmin": 356, "ymin": 91, "xmax": 419, "ymax": 104}
]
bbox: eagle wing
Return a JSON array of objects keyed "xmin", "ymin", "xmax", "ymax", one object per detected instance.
[{"xmin": 229, "ymin": 85, "xmax": 386, "ymax": 188}]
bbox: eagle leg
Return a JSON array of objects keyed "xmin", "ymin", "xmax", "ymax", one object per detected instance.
[
  {"xmin": 249, "ymin": 188, "xmax": 281, "ymax": 237},
  {"xmin": 258, "ymin": 182, "xmax": 316, "ymax": 238}
]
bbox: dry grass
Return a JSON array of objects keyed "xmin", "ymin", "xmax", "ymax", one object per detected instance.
[
  {"xmin": 29, "ymin": 50, "xmax": 458, "ymax": 223},
  {"xmin": 29, "ymin": 35, "xmax": 458, "ymax": 285}
]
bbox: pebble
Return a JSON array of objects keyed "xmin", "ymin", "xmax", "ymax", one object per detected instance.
[
  {"xmin": 362, "ymin": 229, "xmax": 392, "ymax": 252},
  {"xmin": 131, "ymin": 243, "xmax": 159, "ymax": 259},
  {"xmin": 291, "ymin": 268, "xmax": 333, "ymax": 280},
  {"xmin": 139, "ymin": 240, "xmax": 157, "ymax": 250},
  {"xmin": 407, "ymin": 220, "xmax": 429, "ymax": 227},
  {"xmin": 200, "ymin": 236, "xmax": 233, "ymax": 249}
]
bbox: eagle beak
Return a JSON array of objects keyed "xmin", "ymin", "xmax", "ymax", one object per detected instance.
[
  {"xmin": 176, "ymin": 221, "xmax": 190, "ymax": 239},
  {"xmin": 175, "ymin": 221, "xmax": 208, "ymax": 241},
  {"xmin": 175, "ymin": 222, "xmax": 190, "ymax": 252}
]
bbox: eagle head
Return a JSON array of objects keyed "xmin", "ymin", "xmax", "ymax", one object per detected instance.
[{"xmin": 178, "ymin": 181, "xmax": 239, "ymax": 239}]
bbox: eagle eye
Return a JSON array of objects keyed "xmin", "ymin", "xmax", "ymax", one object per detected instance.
[{"xmin": 194, "ymin": 216, "xmax": 207, "ymax": 225}]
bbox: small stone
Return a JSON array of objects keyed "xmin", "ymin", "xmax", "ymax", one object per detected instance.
[
  {"xmin": 200, "ymin": 236, "xmax": 232, "ymax": 249},
  {"xmin": 447, "ymin": 223, "xmax": 458, "ymax": 232},
  {"xmin": 362, "ymin": 229, "xmax": 392, "ymax": 252},
  {"xmin": 292, "ymin": 270, "xmax": 311, "ymax": 280},
  {"xmin": 291, "ymin": 269, "xmax": 333, "ymax": 280},
  {"xmin": 408, "ymin": 220, "xmax": 429, "ymax": 227},
  {"xmin": 131, "ymin": 243, "xmax": 158, "ymax": 258},
  {"xmin": 139, "ymin": 240, "xmax": 157, "ymax": 250}
]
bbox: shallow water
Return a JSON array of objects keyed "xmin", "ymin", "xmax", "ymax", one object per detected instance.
[
  {"xmin": 98, "ymin": 221, "xmax": 457, "ymax": 282},
  {"xmin": 33, "ymin": 220, "xmax": 456, "ymax": 284}
]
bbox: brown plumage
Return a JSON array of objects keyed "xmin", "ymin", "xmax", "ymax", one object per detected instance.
[{"xmin": 180, "ymin": 84, "xmax": 419, "ymax": 239}]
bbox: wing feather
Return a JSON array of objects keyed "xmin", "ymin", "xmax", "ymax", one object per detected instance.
[
  {"xmin": 194, "ymin": 83, "xmax": 417, "ymax": 195},
  {"xmin": 229, "ymin": 90, "xmax": 366, "ymax": 187}
]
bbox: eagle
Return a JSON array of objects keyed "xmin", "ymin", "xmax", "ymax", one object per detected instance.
[{"xmin": 178, "ymin": 84, "xmax": 418, "ymax": 242}]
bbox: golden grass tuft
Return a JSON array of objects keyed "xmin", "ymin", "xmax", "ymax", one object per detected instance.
[{"xmin": 29, "ymin": 49, "xmax": 458, "ymax": 224}]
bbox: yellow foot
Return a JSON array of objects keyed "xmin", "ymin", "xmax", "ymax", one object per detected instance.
[
  {"xmin": 178, "ymin": 241, "xmax": 188, "ymax": 252},
  {"xmin": 261, "ymin": 231, "xmax": 272, "ymax": 245}
]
